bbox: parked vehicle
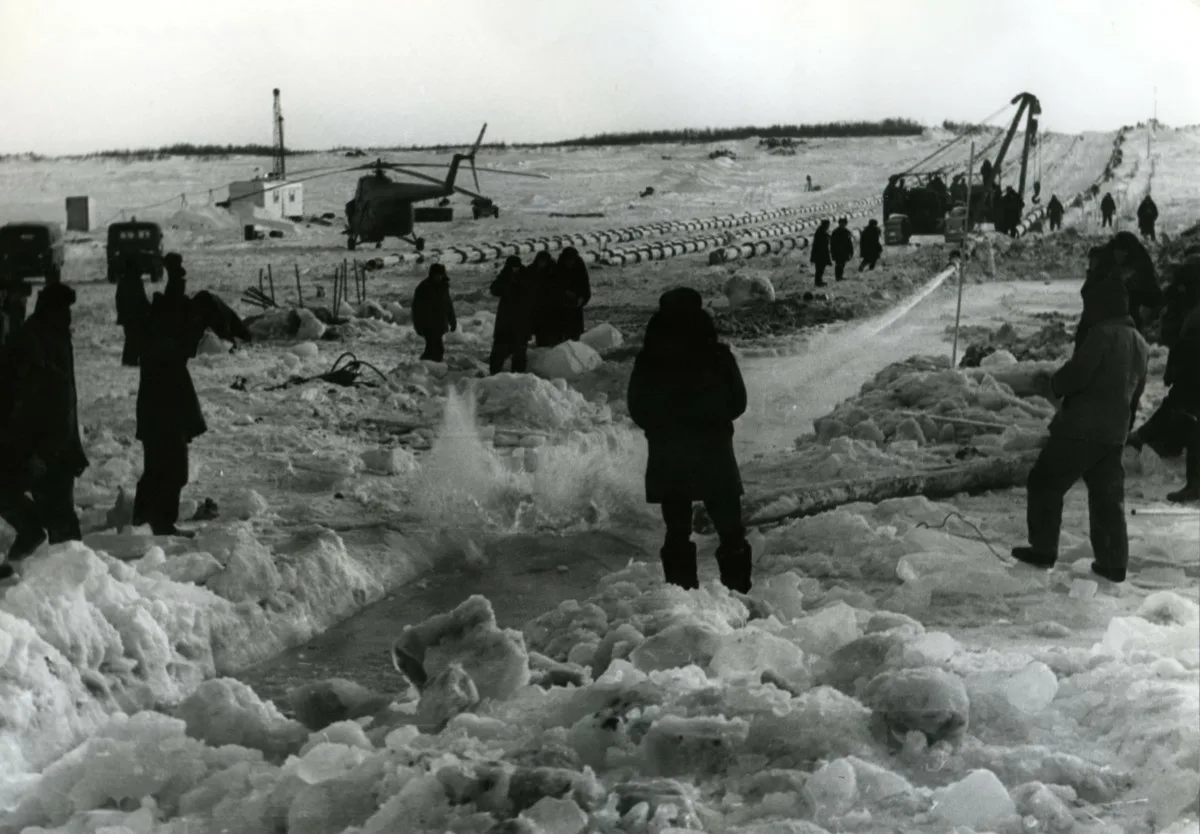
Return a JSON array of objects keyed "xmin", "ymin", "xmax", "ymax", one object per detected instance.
[
  {"xmin": 106, "ymin": 220, "xmax": 164, "ymax": 283},
  {"xmin": 0, "ymin": 220, "xmax": 64, "ymax": 283}
]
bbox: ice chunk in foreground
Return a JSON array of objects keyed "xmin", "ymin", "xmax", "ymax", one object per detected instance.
[
  {"xmin": 529, "ymin": 341, "xmax": 603, "ymax": 381},
  {"xmin": 804, "ymin": 757, "xmax": 857, "ymax": 817},
  {"xmin": 1003, "ymin": 661, "xmax": 1059, "ymax": 713},
  {"xmin": 579, "ymin": 323, "xmax": 624, "ymax": 353},
  {"xmin": 933, "ymin": 769, "xmax": 1018, "ymax": 829}
]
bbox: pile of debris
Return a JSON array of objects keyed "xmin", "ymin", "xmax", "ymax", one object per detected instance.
[
  {"xmin": 712, "ymin": 294, "xmax": 867, "ymax": 339},
  {"xmin": 955, "ymin": 315, "xmax": 1076, "ymax": 367}
]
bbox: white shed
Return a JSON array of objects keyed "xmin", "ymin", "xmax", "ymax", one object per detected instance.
[{"xmin": 227, "ymin": 178, "xmax": 304, "ymax": 221}]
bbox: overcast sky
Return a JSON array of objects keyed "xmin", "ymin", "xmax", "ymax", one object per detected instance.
[{"xmin": 2, "ymin": 0, "xmax": 1198, "ymax": 155}]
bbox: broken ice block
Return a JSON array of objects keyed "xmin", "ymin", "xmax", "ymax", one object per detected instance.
[
  {"xmin": 1001, "ymin": 662, "xmax": 1058, "ymax": 713},
  {"xmin": 784, "ymin": 602, "xmax": 861, "ymax": 657},
  {"xmin": 709, "ymin": 627, "xmax": 810, "ymax": 692},
  {"xmin": 1069, "ymin": 578, "xmax": 1098, "ymax": 600},
  {"xmin": 804, "ymin": 757, "xmax": 858, "ymax": 817},
  {"xmin": 933, "ymin": 769, "xmax": 1018, "ymax": 829}
]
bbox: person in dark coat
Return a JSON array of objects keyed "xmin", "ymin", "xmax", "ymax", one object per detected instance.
[
  {"xmin": 1129, "ymin": 263, "xmax": 1200, "ymax": 502},
  {"xmin": 858, "ymin": 219, "xmax": 883, "ymax": 272},
  {"xmin": 528, "ymin": 250, "xmax": 562, "ymax": 347},
  {"xmin": 1003, "ymin": 187, "xmax": 1025, "ymax": 237},
  {"xmin": 411, "ymin": 263, "xmax": 457, "ymax": 362},
  {"xmin": 1014, "ymin": 275, "xmax": 1149, "ymax": 583},
  {"xmin": 830, "ymin": 218, "xmax": 855, "ymax": 281},
  {"xmin": 980, "ymin": 158, "xmax": 994, "ymax": 189},
  {"xmin": 1047, "ymin": 195, "xmax": 1065, "ymax": 231},
  {"xmin": 0, "ymin": 279, "xmax": 32, "ymax": 349},
  {"xmin": 190, "ymin": 290, "xmax": 252, "ymax": 347},
  {"xmin": 810, "ymin": 220, "xmax": 832, "ymax": 287},
  {"xmin": 489, "ymin": 255, "xmax": 535, "ymax": 374},
  {"xmin": 133, "ymin": 253, "xmax": 207, "ymax": 537},
  {"xmin": 0, "ymin": 282, "xmax": 89, "ymax": 576},
  {"xmin": 1107, "ymin": 231, "xmax": 1163, "ymax": 333},
  {"xmin": 1137, "ymin": 194, "xmax": 1159, "ymax": 242},
  {"xmin": 116, "ymin": 257, "xmax": 151, "ymax": 366},
  {"xmin": 1100, "ymin": 192, "xmax": 1116, "ymax": 228},
  {"xmin": 627, "ymin": 287, "xmax": 752, "ymax": 593},
  {"xmin": 553, "ymin": 246, "xmax": 592, "ymax": 341}
]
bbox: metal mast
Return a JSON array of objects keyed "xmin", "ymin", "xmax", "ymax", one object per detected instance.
[{"xmin": 272, "ymin": 88, "xmax": 286, "ymax": 180}]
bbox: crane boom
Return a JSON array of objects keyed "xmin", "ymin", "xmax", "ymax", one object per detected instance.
[{"xmin": 990, "ymin": 92, "xmax": 1041, "ymax": 198}]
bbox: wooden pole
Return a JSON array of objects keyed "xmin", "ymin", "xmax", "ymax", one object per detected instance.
[
  {"xmin": 258, "ymin": 267, "xmax": 264, "ymax": 297},
  {"xmin": 353, "ymin": 261, "xmax": 363, "ymax": 304},
  {"xmin": 951, "ymin": 140, "xmax": 975, "ymax": 370},
  {"xmin": 294, "ymin": 264, "xmax": 303, "ymax": 308},
  {"xmin": 332, "ymin": 268, "xmax": 341, "ymax": 319},
  {"xmin": 267, "ymin": 263, "xmax": 276, "ymax": 305}
]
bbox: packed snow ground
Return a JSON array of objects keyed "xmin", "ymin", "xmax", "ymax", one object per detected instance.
[{"xmin": 0, "ymin": 126, "xmax": 1197, "ymax": 833}]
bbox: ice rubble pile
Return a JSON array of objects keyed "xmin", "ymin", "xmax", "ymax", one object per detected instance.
[
  {"xmin": 471, "ymin": 374, "xmax": 613, "ymax": 434},
  {"xmin": 810, "ymin": 356, "xmax": 1054, "ymax": 452},
  {"xmin": 4, "ymin": 496, "xmax": 1197, "ymax": 834},
  {"xmin": 957, "ymin": 318, "xmax": 1077, "ymax": 367}
]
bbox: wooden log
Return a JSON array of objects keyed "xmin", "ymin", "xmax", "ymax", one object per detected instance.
[{"xmin": 696, "ymin": 450, "xmax": 1041, "ymax": 533}]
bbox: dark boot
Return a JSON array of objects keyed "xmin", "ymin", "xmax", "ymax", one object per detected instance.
[
  {"xmin": 715, "ymin": 539, "xmax": 753, "ymax": 593},
  {"xmin": 1091, "ymin": 561, "xmax": 1126, "ymax": 583},
  {"xmin": 1010, "ymin": 546, "xmax": 1056, "ymax": 569},
  {"xmin": 660, "ymin": 540, "xmax": 699, "ymax": 590},
  {"xmin": 1168, "ymin": 436, "xmax": 1200, "ymax": 502}
]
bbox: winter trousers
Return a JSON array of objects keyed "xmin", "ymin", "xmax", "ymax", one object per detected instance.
[
  {"xmin": 1140, "ymin": 222, "xmax": 1156, "ymax": 242},
  {"xmin": 0, "ymin": 472, "xmax": 81, "ymax": 558},
  {"xmin": 420, "ymin": 334, "xmax": 445, "ymax": 362},
  {"xmin": 121, "ymin": 325, "xmax": 144, "ymax": 367},
  {"xmin": 834, "ymin": 259, "xmax": 849, "ymax": 280},
  {"xmin": 135, "ymin": 436, "xmax": 189, "ymax": 535},
  {"xmin": 813, "ymin": 263, "xmax": 828, "ymax": 286},
  {"xmin": 659, "ymin": 495, "xmax": 752, "ymax": 593},
  {"xmin": 1025, "ymin": 437, "xmax": 1128, "ymax": 581},
  {"xmin": 489, "ymin": 340, "xmax": 528, "ymax": 374},
  {"xmin": 1102, "ymin": 213, "xmax": 1114, "ymax": 228},
  {"xmin": 1049, "ymin": 217, "xmax": 1062, "ymax": 231},
  {"xmin": 859, "ymin": 255, "xmax": 879, "ymax": 272}
]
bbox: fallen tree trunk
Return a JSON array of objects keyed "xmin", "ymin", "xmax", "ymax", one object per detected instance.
[{"xmin": 696, "ymin": 450, "xmax": 1041, "ymax": 533}]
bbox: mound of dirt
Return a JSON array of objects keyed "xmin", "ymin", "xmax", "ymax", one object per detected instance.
[
  {"xmin": 954, "ymin": 315, "xmax": 1076, "ymax": 367},
  {"xmin": 713, "ymin": 294, "xmax": 866, "ymax": 339}
]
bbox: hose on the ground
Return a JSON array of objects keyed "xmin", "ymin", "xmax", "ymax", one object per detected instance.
[{"xmin": 261, "ymin": 350, "xmax": 390, "ymax": 391}]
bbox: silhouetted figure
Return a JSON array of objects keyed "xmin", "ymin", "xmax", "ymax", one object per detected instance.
[
  {"xmin": 859, "ymin": 219, "xmax": 883, "ymax": 271},
  {"xmin": 1013, "ymin": 275, "xmax": 1148, "ymax": 584},
  {"xmin": 627, "ymin": 287, "xmax": 752, "ymax": 593},
  {"xmin": 883, "ymin": 175, "xmax": 903, "ymax": 220},
  {"xmin": 1137, "ymin": 194, "xmax": 1159, "ymax": 242},
  {"xmin": 810, "ymin": 220, "xmax": 832, "ymax": 287},
  {"xmin": 1047, "ymin": 195, "xmax": 1065, "ymax": 231},
  {"xmin": 928, "ymin": 174, "xmax": 949, "ymax": 209},
  {"xmin": 1107, "ymin": 231, "xmax": 1163, "ymax": 334},
  {"xmin": 116, "ymin": 257, "xmax": 150, "ymax": 366},
  {"xmin": 830, "ymin": 217, "xmax": 855, "ymax": 281},
  {"xmin": 411, "ymin": 263, "xmax": 457, "ymax": 362},
  {"xmin": 1100, "ymin": 192, "xmax": 1116, "ymax": 228},
  {"xmin": 0, "ymin": 279, "xmax": 32, "ymax": 349},
  {"xmin": 805, "ymin": 174, "xmax": 813, "ymax": 192},
  {"xmin": 1031, "ymin": 180, "xmax": 1042, "ymax": 205},
  {"xmin": 190, "ymin": 291, "xmax": 251, "ymax": 347},
  {"xmin": 133, "ymin": 253, "xmax": 207, "ymax": 537},
  {"xmin": 0, "ymin": 282, "xmax": 88, "ymax": 575},
  {"xmin": 553, "ymin": 246, "xmax": 592, "ymax": 341},
  {"xmin": 1003, "ymin": 186, "xmax": 1025, "ymax": 237},
  {"xmin": 489, "ymin": 255, "xmax": 535, "ymax": 374},
  {"xmin": 980, "ymin": 158, "xmax": 994, "ymax": 189},
  {"xmin": 950, "ymin": 173, "xmax": 967, "ymax": 207},
  {"xmin": 528, "ymin": 251, "xmax": 561, "ymax": 347}
]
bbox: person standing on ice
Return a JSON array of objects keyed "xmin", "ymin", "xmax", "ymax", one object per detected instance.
[
  {"xmin": 1013, "ymin": 275, "xmax": 1149, "ymax": 584},
  {"xmin": 133, "ymin": 253, "xmax": 207, "ymax": 538},
  {"xmin": 830, "ymin": 217, "xmax": 855, "ymax": 281},
  {"xmin": 1047, "ymin": 195, "xmax": 1065, "ymax": 231},
  {"xmin": 1003, "ymin": 186, "xmax": 1025, "ymax": 237},
  {"xmin": 553, "ymin": 246, "xmax": 592, "ymax": 341},
  {"xmin": 0, "ymin": 282, "xmax": 89, "ymax": 578},
  {"xmin": 411, "ymin": 263, "xmax": 457, "ymax": 362},
  {"xmin": 810, "ymin": 219, "xmax": 833, "ymax": 287},
  {"xmin": 1137, "ymin": 193, "xmax": 1159, "ymax": 242},
  {"xmin": 1100, "ymin": 192, "xmax": 1117, "ymax": 228},
  {"xmin": 116, "ymin": 257, "xmax": 150, "ymax": 367},
  {"xmin": 489, "ymin": 255, "xmax": 535, "ymax": 374},
  {"xmin": 627, "ymin": 287, "xmax": 753, "ymax": 593},
  {"xmin": 858, "ymin": 219, "xmax": 883, "ymax": 272},
  {"xmin": 527, "ymin": 250, "xmax": 561, "ymax": 347}
]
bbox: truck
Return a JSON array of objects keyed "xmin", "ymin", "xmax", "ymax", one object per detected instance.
[{"xmin": 106, "ymin": 220, "xmax": 164, "ymax": 283}]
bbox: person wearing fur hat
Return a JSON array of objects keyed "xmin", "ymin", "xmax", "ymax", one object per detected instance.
[
  {"xmin": 412, "ymin": 263, "xmax": 457, "ymax": 362},
  {"xmin": 133, "ymin": 252, "xmax": 206, "ymax": 537},
  {"xmin": 859, "ymin": 218, "xmax": 883, "ymax": 272},
  {"xmin": 627, "ymin": 287, "xmax": 753, "ymax": 593},
  {"xmin": 489, "ymin": 255, "xmax": 536, "ymax": 374},
  {"xmin": 810, "ymin": 219, "xmax": 832, "ymax": 287},
  {"xmin": 552, "ymin": 246, "xmax": 592, "ymax": 341},
  {"xmin": 0, "ymin": 281, "xmax": 88, "ymax": 577},
  {"xmin": 1014, "ymin": 275, "xmax": 1149, "ymax": 583},
  {"xmin": 830, "ymin": 217, "xmax": 855, "ymax": 281}
]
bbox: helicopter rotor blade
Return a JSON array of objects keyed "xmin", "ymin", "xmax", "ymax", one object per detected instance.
[{"xmin": 371, "ymin": 162, "xmax": 548, "ymax": 179}]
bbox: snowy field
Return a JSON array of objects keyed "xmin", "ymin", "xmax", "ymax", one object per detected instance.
[{"xmin": 0, "ymin": 125, "xmax": 1198, "ymax": 834}]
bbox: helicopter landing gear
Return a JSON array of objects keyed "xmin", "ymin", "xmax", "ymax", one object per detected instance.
[{"xmin": 401, "ymin": 235, "xmax": 426, "ymax": 252}]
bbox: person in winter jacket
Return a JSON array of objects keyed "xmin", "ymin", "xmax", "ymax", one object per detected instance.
[
  {"xmin": 1100, "ymin": 192, "xmax": 1116, "ymax": 228},
  {"xmin": 1003, "ymin": 187, "xmax": 1025, "ymax": 237},
  {"xmin": 1137, "ymin": 194, "xmax": 1159, "ymax": 242},
  {"xmin": 810, "ymin": 220, "xmax": 832, "ymax": 287},
  {"xmin": 489, "ymin": 255, "xmax": 535, "ymax": 374},
  {"xmin": 0, "ymin": 282, "xmax": 89, "ymax": 577},
  {"xmin": 528, "ymin": 250, "xmax": 562, "ymax": 347},
  {"xmin": 553, "ymin": 246, "xmax": 592, "ymax": 341},
  {"xmin": 830, "ymin": 218, "xmax": 855, "ymax": 281},
  {"xmin": 116, "ymin": 257, "xmax": 150, "ymax": 366},
  {"xmin": 1108, "ymin": 231, "xmax": 1163, "ymax": 333},
  {"xmin": 1047, "ymin": 195, "xmax": 1065, "ymax": 231},
  {"xmin": 411, "ymin": 263, "xmax": 457, "ymax": 362},
  {"xmin": 1013, "ymin": 275, "xmax": 1149, "ymax": 583},
  {"xmin": 627, "ymin": 287, "xmax": 753, "ymax": 593},
  {"xmin": 133, "ymin": 253, "xmax": 207, "ymax": 537},
  {"xmin": 0, "ymin": 279, "xmax": 32, "ymax": 349},
  {"xmin": 858, "ymin": 219, "xmax": 883, "ymax": 272},
  {"xmin": 1129, "ymin": 263, "xmax": 1200, "ymax": 502}
]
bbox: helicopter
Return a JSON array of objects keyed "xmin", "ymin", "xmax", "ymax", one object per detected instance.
[{"xmin": 291, "ymin": 123, "xmax": 548, "ymax": 251}]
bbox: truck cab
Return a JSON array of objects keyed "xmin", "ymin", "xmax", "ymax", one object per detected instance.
[
  {"xmin": 0, "ymin": 221, "xmax": 65, "ymax": 283},
  {"xmin": 106, "ymin": 220, "xmax": 164, "ymax": 283}
]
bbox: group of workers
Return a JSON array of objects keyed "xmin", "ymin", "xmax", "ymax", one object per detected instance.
[
  {"xmin": 808, "ymin": 217, "xmax": 883, "ymax": 286},
  {"xmin": 410, "ymin": 246, "xmax": 593, "ymax": 372},
  {"xmin": 0, "ymin": 254, "xmax": 207, "ymax": 580},
  {"xmin": 1099, "ymin": 191, "xmax": 1160, "ymax": 242}
]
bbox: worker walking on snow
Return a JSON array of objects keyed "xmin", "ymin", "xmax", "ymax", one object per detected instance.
[
  {"xmin": 1100, "ymin": 192, "xmax": 1117, "ymax": 228},
  {"xmin": 628, "ymin": 287, "xmax": 753, "ymax": 594},
  {"xmin": 1047, "ymin": 195, "xmax": 1065, "ymax": 231},
  {"xmin": 1137, "ymin": 194, "xmax": 1159, "ymax": 242},
  {"xmin": 552, "ymin": 246, "xmax": 592, "ymax": 341},
  {"xmin": 133, "ymin": 253, "xmax": 207, "ymax": 538},
  {"xmin": 1013, "ymin": 275, "xmax": 1149, "ymax": 584},
  {"xmin": 489, "ymin": 255, "xmax": 535, "ymax": 374},
  {"xmin": 810, "ymin": 219, "xmax": 833, "ymax": 287},
  {"xmin": 1003, "ymin": 187, "xmax": 1025, "ymax": 237},
  {"xmin": 859, "ymin": 219, "xmax": 883, "ymax": 272},
  {"xmin": 411, "ymin": 263, "xmax": 457, "ymax": 362},
  {"xmin": 0, "ymin": 282, "xmax": 89, "ymax": 579},
  {"xmin": 116, "ymin": 257, "xmax": 150, "ymax": 366},
  {"xmin": 830, "ymin": 217, "xmax": 855, "ymax": 281}
]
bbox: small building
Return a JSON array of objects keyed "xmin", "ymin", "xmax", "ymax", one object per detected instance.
[
  {"xmin": 65, "ymin": 196, "xmax": 97, "ymax": 231},
  {"xmin": 226, "ymin": 176, "xmax": 304, "ymax": 221}
]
